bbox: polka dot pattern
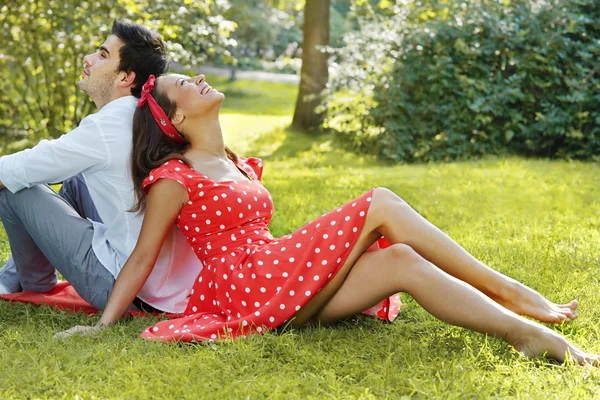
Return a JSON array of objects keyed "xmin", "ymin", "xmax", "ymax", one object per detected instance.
[{"xmin": 140, "ymin": 158, "xmax": 400, "ymax": 343}]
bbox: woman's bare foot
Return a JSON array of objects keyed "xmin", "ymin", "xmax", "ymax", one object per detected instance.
[
  {"xmin": 492, "ymin": 279, "xmax": 578, "ymax": 324},
  {"xmin": 510, "ymin": 325, "xmax": 599, "ymax": 366}
]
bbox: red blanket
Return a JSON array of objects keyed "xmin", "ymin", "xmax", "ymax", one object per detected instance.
[
  {"xmin": 0, "ymin": 281, "xmax": 158, "ymax": 317},
  {"xmin": 0, "ymin": 281, "xmax": 98, "ymax": 314}
]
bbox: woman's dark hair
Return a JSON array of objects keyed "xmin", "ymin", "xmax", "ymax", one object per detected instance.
[
  {"xmin": 131, "ymin": 80, "xmax": 238, "ymax": 212},
  {"xmin": 111, "ymin": 19, "xmax": 169, "ymax": 98}
]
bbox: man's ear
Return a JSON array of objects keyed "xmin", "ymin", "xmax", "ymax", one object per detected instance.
[
  {"xmin": 171, "ymin": 111, "xmax": 185, "ymax": 126},
  {"xmin": 118, "ymin": 70, "xmax": 136, "ymax": 89}
]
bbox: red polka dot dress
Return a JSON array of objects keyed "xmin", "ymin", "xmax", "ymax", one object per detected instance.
[{"xmin": 140, "ymin": 157, "xmax": 400, "ymax": 342}]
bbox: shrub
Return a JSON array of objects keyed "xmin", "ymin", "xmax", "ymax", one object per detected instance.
[{"xmin": 323, "ymin": 0, "xmax": 600, "ymax": 162}]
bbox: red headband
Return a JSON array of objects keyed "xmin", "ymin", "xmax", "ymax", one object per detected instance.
[{"xmin": 138, "ymin": 75, "xmax": 186, "ymax": 143}]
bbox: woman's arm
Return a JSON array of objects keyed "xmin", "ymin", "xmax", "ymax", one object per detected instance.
[
  {"xmin": 55, "ymin": 178, "xmax": 188, "ymax": 338},
  {"xmin": 99, "ymin": 178, "xmax": 189, "ymax": 325}
]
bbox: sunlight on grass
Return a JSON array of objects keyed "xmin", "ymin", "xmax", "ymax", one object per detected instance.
[
  {"xmin": 178, "ymin": 73, "xmax": 298, "ymax": 116},
  {"xmin": 1, "ymin": 77, "xmax": 600, "ymax": 399},
  {"xmin": 220, "ymin": 114, "xmax": 291, "ymax": 155}
]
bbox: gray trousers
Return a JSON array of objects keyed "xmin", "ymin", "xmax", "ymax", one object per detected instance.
[{"xmin": 0, "ymin": 175, "xmax": 115, "ymax": 309}]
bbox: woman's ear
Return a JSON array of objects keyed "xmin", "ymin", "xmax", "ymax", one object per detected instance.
[{"xmin": 171, "ymin": 111, "xmax": 185, "ymax": 126}]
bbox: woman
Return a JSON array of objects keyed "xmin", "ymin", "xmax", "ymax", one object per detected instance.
[{"xmin": 58, "ymin": 74, "xmax": 598, "ymax": 365}]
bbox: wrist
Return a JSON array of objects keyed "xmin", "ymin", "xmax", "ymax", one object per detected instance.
[{"xmin": 95, "ymin": 319, "xmax": 112, "ymax": 329}]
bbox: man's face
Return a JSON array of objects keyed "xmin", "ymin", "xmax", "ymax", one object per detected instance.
[{"xmin": 77, "ymin": 35, "xmax": 123, "ymax": 103}]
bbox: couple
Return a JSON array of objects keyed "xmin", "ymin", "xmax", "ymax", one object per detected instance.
[{"xmin": 0, "ymin": 20, "xmax": 597, "ymax": 365}]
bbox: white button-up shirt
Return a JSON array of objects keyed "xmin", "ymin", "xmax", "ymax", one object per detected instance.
[{"xmin": 0, "ymin": 96, "xmax": 201, "ymax": 312}]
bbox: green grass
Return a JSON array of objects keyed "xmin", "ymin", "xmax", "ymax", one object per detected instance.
[{"xmin": 2, "ymin": 76, "xmax": 600, "ymax": 399}]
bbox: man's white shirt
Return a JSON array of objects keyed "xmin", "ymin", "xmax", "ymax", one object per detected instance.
[{"xmin": 0, "ymin": 96, "xmax": 202, "ymax": 312}]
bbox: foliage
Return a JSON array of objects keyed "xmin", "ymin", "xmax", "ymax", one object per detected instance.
[
  {"xmin": 219, "ymin": 0, "xmax": 356, "ymax": 74},
  {"xmin": 320, "ymin": 2, "xmax": 406, "ymax": 150},
  {"xmin": 323, "ymin": 0, "xmax": 600, "ymax": 162},
  {"xmin": 0, "ymin": 0, "xmax": 235, "ymax": 153},
  {"xmin": 221, "ymin": 0, "xmax": 303, "ymax": 74}
]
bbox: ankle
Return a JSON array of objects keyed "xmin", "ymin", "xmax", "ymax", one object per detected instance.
[
  {"xmin": 506, "ymin": 320, "xmax": 541, "ymax": 348},
  {"xmin": 485, "ymin": 276, "xmax": 519, "ymax": 302}
]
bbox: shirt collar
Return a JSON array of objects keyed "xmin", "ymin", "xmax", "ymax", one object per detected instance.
[{"xmin": 101, "ymin": 95, "xmax": 138, "ymax": 112}]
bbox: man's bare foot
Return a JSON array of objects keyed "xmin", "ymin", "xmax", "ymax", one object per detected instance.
[
  {"xmin": 492, "ymin": 279, "xmax": 578, "ymax": 324},
  {"xmin": 511, "ymin": 326, "xmax": 599, "ymax": 366}
]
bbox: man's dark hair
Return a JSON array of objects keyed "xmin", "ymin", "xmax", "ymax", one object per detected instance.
[{"xmin": 110, "ymin": 19, "xmax": 169, "ymax": 98}]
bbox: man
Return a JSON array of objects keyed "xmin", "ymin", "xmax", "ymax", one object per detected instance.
[{"xmin": 0, "ymin": 20, "xmax": 201, "ymax": 313}]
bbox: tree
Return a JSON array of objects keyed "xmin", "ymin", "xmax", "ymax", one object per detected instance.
[{"xmin": 291, "ymin": 0, "xmax": 330, "ymax": 131}]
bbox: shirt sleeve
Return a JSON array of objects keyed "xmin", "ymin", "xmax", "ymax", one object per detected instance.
[
  {"xmin": 0, "ymin": 115, "xmax": 109, "ymax": 193},
  {"xmin": 142, "ymin": 161, "xmax": 190, "ymax": 195},
  {"xmin": 239, "ymin": 157, "xmax": 264, "ymax": 181}
]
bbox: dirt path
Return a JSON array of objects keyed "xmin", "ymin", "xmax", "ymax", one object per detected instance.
[{"xmin": 171, "ymin": 63, "xmax": 299, "ymax": 84}]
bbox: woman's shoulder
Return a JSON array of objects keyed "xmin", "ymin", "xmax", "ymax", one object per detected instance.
[{"xmin": 142, "ymin": 159, "xmax": 194, "ymax": 193}]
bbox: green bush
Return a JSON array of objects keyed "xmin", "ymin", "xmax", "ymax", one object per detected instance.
[
  {"xmin": 324, "ymin": 0, "xmax": 600, "ymax": 162},
  {"xmin": 0, "ymin": 0, "xmax": 235, "ymax": 153}
]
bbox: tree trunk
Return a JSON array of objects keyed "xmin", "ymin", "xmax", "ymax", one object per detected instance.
[{"xmin": 291, "ymin": 0, "xmax": 330, "ymax": 131}]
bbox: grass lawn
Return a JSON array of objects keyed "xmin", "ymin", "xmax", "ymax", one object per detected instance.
[{"xmin": 1, "ymin": 76, "xmax": 600, "ymax": 399}]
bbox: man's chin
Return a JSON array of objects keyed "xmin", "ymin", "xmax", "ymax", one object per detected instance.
[{"xmin": 76, "ymin": 80, "xmax": 88, "ymax": 92}]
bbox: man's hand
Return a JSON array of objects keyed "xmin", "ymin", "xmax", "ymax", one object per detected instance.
[{"xmin": 53, "ymin": 323, "xmax": 107, "ymax": 339}]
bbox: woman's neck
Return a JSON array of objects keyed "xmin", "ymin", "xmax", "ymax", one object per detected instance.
[{"xmin": 186, "ymin": 117, "xmax": 226, "ymax": 157}]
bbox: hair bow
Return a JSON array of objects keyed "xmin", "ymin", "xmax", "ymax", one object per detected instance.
[{"xmin": 138, "ymin": 75, "xmax": 186, "ymax": 143}]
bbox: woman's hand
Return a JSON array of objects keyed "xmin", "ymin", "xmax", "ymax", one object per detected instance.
[{"xmin": 53, "ymin": 322, "xmax": 107, "ymax": 339}]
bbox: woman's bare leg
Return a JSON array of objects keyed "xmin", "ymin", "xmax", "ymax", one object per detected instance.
[
  {"xmin": 369, "ymin": 188, "xmax": 578, "ymax": 323},
  {"xmin": 315, "ymin": 244, "xmax": 598, "ymax": 365},
  {"xmin": 294, "ymin": 187, "xmax": 577, "ymax": 325}
]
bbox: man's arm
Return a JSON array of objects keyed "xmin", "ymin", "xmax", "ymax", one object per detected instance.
[{"xmin": 0, "ymin": 117, "xmax": 108, "ymax": 193}]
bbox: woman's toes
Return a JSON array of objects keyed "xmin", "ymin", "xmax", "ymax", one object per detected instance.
[
  {"xmin": 552, "ymin": 312, "xmax": 567, "ymax": 323},
  {"xmin": 540, "ymin": 311, "xmax": 564, "ymax": 324},
  {"xmin": 582, "ymin": 354, "xmax": 600, "ymax": 367},
  {"xmin": 560, "ymin": 308, "xmax": 578, "ymax": 319},
  {"xmin": 558, "ymin": 304, "xmax": 578, "ymax": 318},
  {"xmin": 563, "ymin": 300, "xmax": 579, "ymax": 310}
]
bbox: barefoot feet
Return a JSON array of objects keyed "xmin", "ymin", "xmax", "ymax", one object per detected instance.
[
  {"xmin": 510, "ymin": 325, "xmax": 600, "ymax": 366},
  {"xmin": 493, "ymin": 279, "xmax": 578, "ymax": 324}
]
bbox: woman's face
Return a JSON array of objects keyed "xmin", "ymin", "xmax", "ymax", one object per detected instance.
[{"xmin": 158, "ymin": 74, "xmax": 225, "ymax": 122}]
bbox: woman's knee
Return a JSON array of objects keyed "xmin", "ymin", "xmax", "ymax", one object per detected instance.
[
  {"xmin": 368, "ymin": 188, "xmax": 410, "ymax": 226},
  {"xmin": 373, "ymin": 187, "xmax": 404, "ymax": 202},
  {"xmin": 385, "ymin": 244, "xmax": 432, "ymax": 283},
  {"xmin": 372, "ymin": 187, "xmax": 407, "ymax": 210},
  {"xmin": 386, "ymin": 243, "xmax": 421, "ymax": 264}
]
